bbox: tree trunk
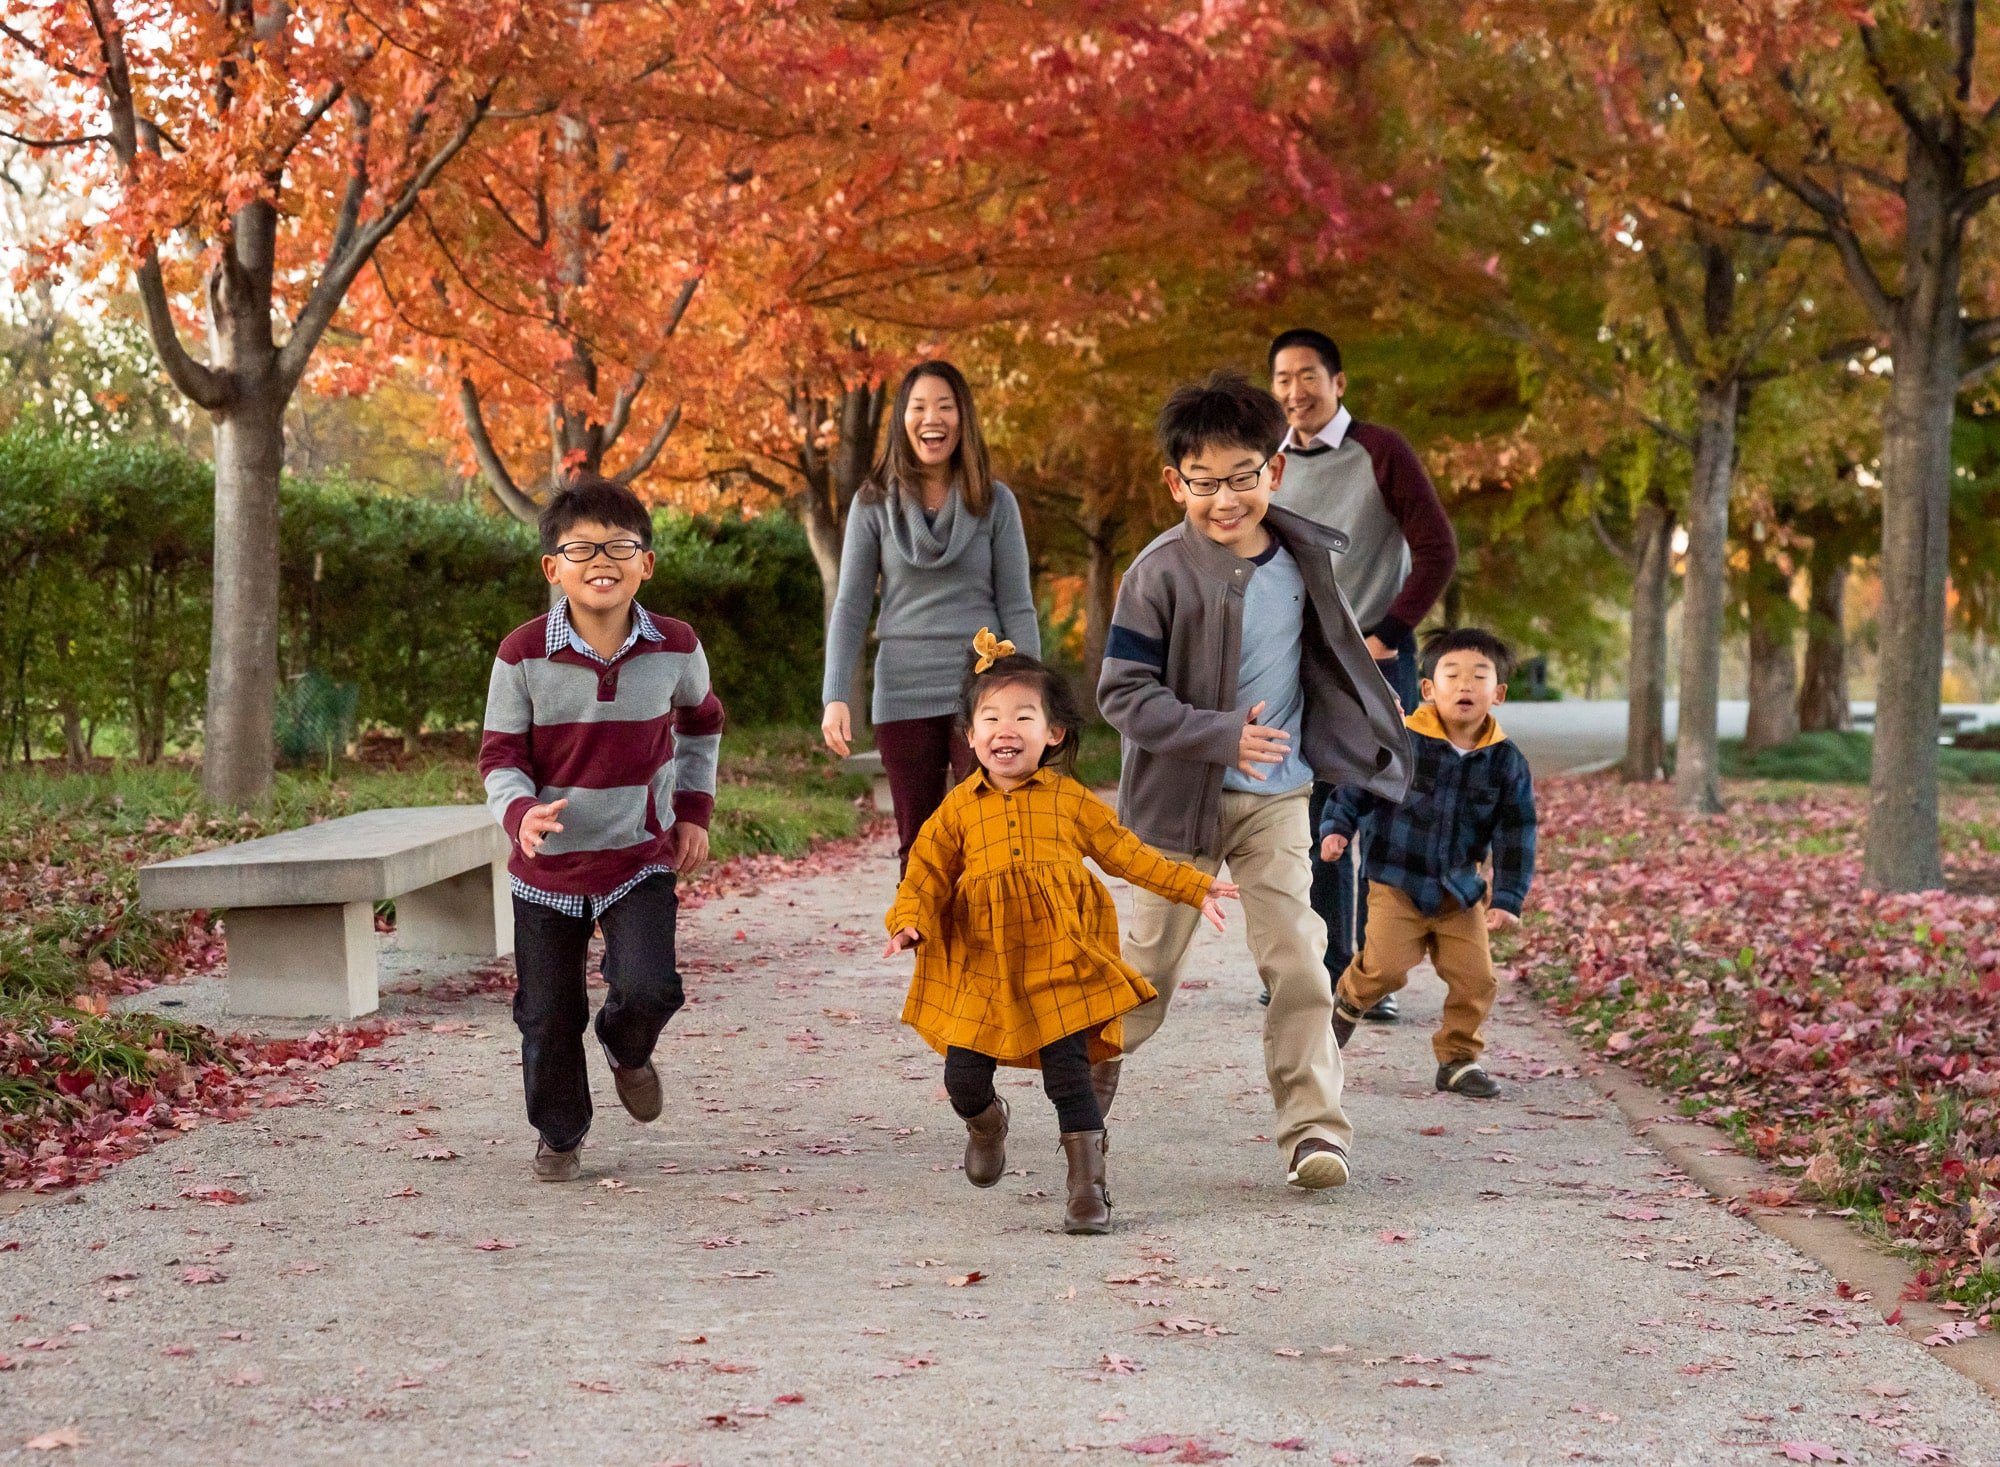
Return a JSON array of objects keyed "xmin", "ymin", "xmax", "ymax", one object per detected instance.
[
  {"xmin": 1673, "ymin": 378, "xmax": 1739, "ymax": 814},
  {"xmin": 1798, "ymin": 533, "xmax": 1851, "ymax": 733},
  {"xmin": 1622, "ymin": 497, "xmax": 1673, "ymax": 781},
  {"xmin": 202, "ymin": 394, "xmax": 285, "ymax": 809},
  {"xmin": 1081, "ymin": 512, "xmax": 1121, "ymax": 711},
  {"xmin": 1865, "ymin": 233, "xmax": 1957, "ymax": 891},
  {"xmin": 1743, "ymin": 542, "xmax": 1799, "ymax": 753}
]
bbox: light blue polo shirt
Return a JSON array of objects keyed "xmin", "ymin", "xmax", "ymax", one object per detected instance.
[{"xmin": 1223, "ymin": 541, "xmax": 1313, "ymax": 796}]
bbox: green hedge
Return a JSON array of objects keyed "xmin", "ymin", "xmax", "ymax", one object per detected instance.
[{"xmin": 0, "ymin": 428, "xmax": 822, "ymax": 761}]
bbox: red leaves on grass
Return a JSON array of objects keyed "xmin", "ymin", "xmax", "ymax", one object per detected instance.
[
  {"xmin": 1517, "ymin": 779, "xmax": 2000, "ymax": 1325},
  {"xmin": 3, "ymin": 1022, "xmax": 396, "ymax": 1194}
]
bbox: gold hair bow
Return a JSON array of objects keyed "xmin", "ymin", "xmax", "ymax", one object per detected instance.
[{"xmin": 971, "ymin": 627, "xmax": 1016, "ymax": 673}]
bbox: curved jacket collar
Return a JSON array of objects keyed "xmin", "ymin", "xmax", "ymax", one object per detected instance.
[{"xmin": 1171, "ymin": 504, "xmax": 1352, "ymax": 586}]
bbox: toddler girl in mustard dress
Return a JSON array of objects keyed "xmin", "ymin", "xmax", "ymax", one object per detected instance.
[{"xmin": 883, "ymin": 631, "xmax": 1234, "ymax": 1233}]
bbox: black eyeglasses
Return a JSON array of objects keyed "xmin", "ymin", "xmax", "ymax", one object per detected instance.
[
  {"xmin": 552, "ymin": 538, "xmax": 647, "ymax": 563},
  {"xmin": 1175, "ymin": 459, "xmax": 1271, "ymax": 497}
]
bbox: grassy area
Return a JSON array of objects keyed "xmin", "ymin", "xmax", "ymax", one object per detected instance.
[
  {"xmin": 0, "ymin": 726, "xmax": 867, "ymax": 1009},
  {"xmin": 1717, "ymin": 729, "xmax": 2000, "ymax": 785},
  {"xmin": 1073, "ymin": 722, "xmax": 1123, "ymax": 789}
]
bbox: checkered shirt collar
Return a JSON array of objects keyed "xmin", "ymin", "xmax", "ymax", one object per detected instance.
[
  {"xmin": 545, "ymin": 596, "xmax": 664, "ymax": 658},
  {"xmin": 972, "ymin": 762, "xmax": 1059, "ymax": 795}
]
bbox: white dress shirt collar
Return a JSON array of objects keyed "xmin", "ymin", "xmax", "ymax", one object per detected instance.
[{"xmin": 1285, "ymin": 404, "xmax": 1351, "ymax": 453}]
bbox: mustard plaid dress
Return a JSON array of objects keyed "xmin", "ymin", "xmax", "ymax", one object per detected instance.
[{"xmin": 887, "ymin": 766, "xmax": 1214, "ymax": 1065}]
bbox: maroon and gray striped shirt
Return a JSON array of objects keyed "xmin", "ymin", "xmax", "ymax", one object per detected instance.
[{"xmin": 480, "ymin": 599, "xmax": 725, "ymax": 898}]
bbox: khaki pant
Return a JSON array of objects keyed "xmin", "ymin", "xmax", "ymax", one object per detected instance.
[
  {"xmin": 1120, "ymin": 788, "xmax": 1350, "ymax": 1161},
  {"xmin": 1338, "ymin": 882, "xmax": 1496, "ymax": 1066}
]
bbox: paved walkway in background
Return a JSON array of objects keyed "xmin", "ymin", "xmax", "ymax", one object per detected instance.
[
  {"xmin": 5, "ymin": 832, "xmax": 1999, "ymax": 1464},
  {"xmin": 1500, "ymin": 699, "xmax": 2000, "ymax": 780}
]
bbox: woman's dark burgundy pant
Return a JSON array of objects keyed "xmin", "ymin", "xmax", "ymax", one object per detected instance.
[{"xmin": 873, "ymin": 713, "xmax": 974, "ymax": 871}]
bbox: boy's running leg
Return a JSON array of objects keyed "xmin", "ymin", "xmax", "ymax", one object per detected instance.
[
  {"xmin": 943, "ymin": 1047, "xmax": 1008, "ymax": 1187},
  {"xmin": 1333, "ymin": 882, "xmax": 1430, "ymax": 1048},
  {"xmin": 592, "ymin": 873, "xmax": 684, "ymax": 1121},
  {"xmin": 1217, "ymin": 790, "xmax": 1353, "ymax": 1178},
  {"xmin": 511, "ymin": 897, "xmax": 598, "ymax": 1156},
  {"xmin": 1104, "ymin": 848, "xmax": 1218, "ymax": 1115},
  {"xmin": 1428, "ymin": 899, "xmax": 1501, "ymax": 1098},
  {"xmin": 1119, "ymin": 848, "xmax": 1218, "ymax": 1051}
]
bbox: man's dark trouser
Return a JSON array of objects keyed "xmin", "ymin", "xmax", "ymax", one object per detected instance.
[
  {"xmin": 512, "ymin": 872, "xmax": 682, "ymax": 1152},
  {"xmin": 1309, "ymin": 631, "xmax": 1421, "ymax": 986}
]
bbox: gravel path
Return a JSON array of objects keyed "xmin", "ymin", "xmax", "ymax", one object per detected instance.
[{"xmin": 4, "ymin": 831, "xmax": 1997, "ymax": 1465}]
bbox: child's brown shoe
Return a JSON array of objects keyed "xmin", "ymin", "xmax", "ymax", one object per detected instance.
[
  {"xmin": 1060, "ymin": 1129, "xmax": 1111, "ymax": 1234},
  {"xmin": 533, "ymin": 1141, "xmax": 581, "ymax": 1182},
  {"xmin": 601, "ymin": 1042, "xmax": 663, "ymax": 1122},
  {"xmin": 962, "ymin": 1097, "xmax": 1009, "ymax": 1187},
  {"xmin": 1437, "ymin": 1061, "xmax": 1501, "ymax": 1099},
  {"xmin": 1286, "ymin": 1137, "xmax": 1350, "ymax": 1190}
]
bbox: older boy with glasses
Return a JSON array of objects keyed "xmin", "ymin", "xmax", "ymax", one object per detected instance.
[
  {"xmin": 1096, "ymin": 372, "xmax": 1410, "ymax": 1190},
  {"xmin": 480, "ymin": 475, "xmax": 725, "ymax": 1182}
]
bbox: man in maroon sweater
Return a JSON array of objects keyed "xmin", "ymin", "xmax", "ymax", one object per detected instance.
[{"xmin": 1268, "ymin": 327, "xmax": 1458, "ymax": 1024}]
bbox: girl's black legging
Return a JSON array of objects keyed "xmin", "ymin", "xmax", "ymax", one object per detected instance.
[{"xmin": 944, "ymin": 1032, "xmax": 1102, "ymax": 1134}]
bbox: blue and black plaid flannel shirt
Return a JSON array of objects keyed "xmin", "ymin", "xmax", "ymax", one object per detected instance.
[{"xmin": 1318, "ymin": 712, "xmax": 1537, "ymax": 917}]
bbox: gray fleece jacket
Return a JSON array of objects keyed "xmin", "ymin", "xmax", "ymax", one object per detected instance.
[
  {"xmin": 821, "ymin": 481, "xmax": 1041, "ymax": 724},
  {"xmin": 1097, "ymin": 506, "xmax": 1412, "ymax": 857}
]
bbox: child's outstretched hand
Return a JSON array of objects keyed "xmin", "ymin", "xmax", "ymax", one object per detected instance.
[
  {"xmin": 882, "ymin": 926, "xmax": 920, "ymax": 958},
  {"xmin": 1485, "ymin": 907, "xmax": 1521, "ymax": 933},
  {"xmin": 1200, "ymin": 877, "xmax": 1239, "ymax": 934},
  {"xmin": 1318, "ymin": 831, "xmax": 1349, "ymax": 863},
  {"xmin": 518, "ymin": 798, "xmax": 568, "ymax": 859}
]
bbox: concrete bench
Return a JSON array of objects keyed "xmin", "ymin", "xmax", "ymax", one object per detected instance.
[
  {"xmin": 840, "ymin": 749, "xmax": 895, "ymax": 814},
  {"xmin": 139, "ymin": 806, "xmax": 512, "ymax": 1020}
]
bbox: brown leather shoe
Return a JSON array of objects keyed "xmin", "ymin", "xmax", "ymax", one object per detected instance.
[
  {"xmin": 962, "ymin": 1097, "xmax": 1009, "ymax": 1187},
  {"xmin": 1286, "ymin": 1137, "xmax": 1350, "ymax": 1190},
  {"xmin": 602, "ymin": 1044, "xmax": 663, "ymax": 1123},
  {"xmin": 1090, "ymin": 1058, "xmax": 1121, "ymax": 1120},
  {"xmin": 533, "ymin": 1141, "xmax": 580, "ymax": 1182},
  {"xmin": 1060, "ymin": 1129, "xmax": 1111, "ymax": 1234}
]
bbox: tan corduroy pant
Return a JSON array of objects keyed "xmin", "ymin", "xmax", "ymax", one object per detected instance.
[
  {"xmin": 1119, "ymin": 788, "xmax": 1350, "ymax": 1161},
  {"xmin": 1338, "ymin": 881, "xmax": 1496, "ymax": 1066}
]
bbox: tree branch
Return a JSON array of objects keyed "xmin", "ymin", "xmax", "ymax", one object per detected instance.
[
  {"xmin": 457, "ymin": 376, "xmax": 541, "ymax": 523},
  {"xmin": 0, "ymin": 127, "xmax": 111, "ymax": 148},
  {"xmin": 614, "ymin": 401, "xmax": 681, "ymax": 484},
  {"xmin": 278, "ymin": 90, "xmax": 493, "ymax": 393},
  {"xmin": 600, "ymin": 375, "xmax": 642, "ymax": 453}
]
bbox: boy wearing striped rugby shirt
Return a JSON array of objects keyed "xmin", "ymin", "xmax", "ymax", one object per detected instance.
[{"xmin": 480, "ymin": 475, "xmax": 725, "ymax": 1182}]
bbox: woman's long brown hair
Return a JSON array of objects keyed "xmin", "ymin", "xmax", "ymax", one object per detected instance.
[{"xmin": 858, "ymin": 359, "xmax": 994, "ymax": 517}]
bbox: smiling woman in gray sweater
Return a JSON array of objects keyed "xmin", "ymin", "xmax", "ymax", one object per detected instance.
[{"xmin": 820, "ymin": 360, "xmax": 1041, "ymax": 867}]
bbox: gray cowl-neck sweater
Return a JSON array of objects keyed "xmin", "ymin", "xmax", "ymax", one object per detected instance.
[{"xmin": 821, "ymin": 480, "xmax": 1041, "ymax": 723}]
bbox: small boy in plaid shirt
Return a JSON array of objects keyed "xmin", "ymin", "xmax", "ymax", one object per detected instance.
[{"xmin": 1318, "ymin": 628, "xmax": 1536, "ymax": 1099}]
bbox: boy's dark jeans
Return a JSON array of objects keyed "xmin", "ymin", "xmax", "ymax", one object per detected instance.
[
  {"xmin": 944, "ymin": 1033, "xmax": 1101, "ymax": 1133},
  {"xmin": 1309, "ymin": 630, "xmax": 1420, "ymax": 985},
  {"xmin": 512, "ymin": 873, "xmax": 682, "ymax": 1152}
]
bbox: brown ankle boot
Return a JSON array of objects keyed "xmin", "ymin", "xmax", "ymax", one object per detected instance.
[
  {"xmin": 1060, "ymin": 1129, "xmax": 1111, "ymax": 1234},
  {"xmin": 1089, "ymin": 1058, "xmax": 1121, "ymax": 1120},
  {"xmin": 962, "ymin": 1097, "xmax": 1009, "ymax": 1187}
]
